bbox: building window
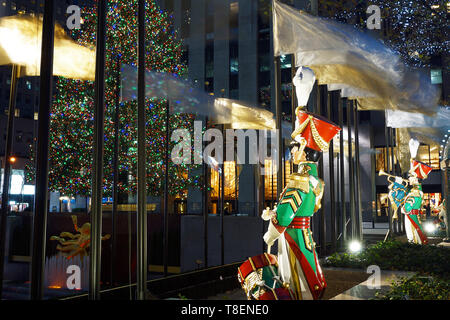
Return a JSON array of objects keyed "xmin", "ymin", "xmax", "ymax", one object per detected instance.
[
  {"xmin": 230, "ymin": 58, "xmax": 239, "ymax": 75},
  {"xmin": 259, "ymin": 54, "xmax": 270, "ymax": 73},
  {"xmin": 210, "ymin": 161, "xmax": 239, "ymax": 214},
  {"xmin": 205, "ymin": 44, "xmax": 214, "ymax": 79},
  {"xmin": 431, "ymin": 69, "xmax": 442, "ymax": 85},
  {"xmin": 376, "ymin": 193, "xmax": 389, "ymax": 217},
  {"xmin": 280, "ymin": 55, "xmax": 291, "ymax": 69},
  {"xmin": 205, "ymin": 0, "xmax": 214, "ymax": 35},
  {"xmin": 264, "ymin": 160, "xmax": 291, "ymax": 206},
  {"xmin": 416, "ymin": 144, "xmax": 440, "ymax": 170},
  {"xmin": 165, "ymin": 0, "xmax": 174, "ymax": 14},
  {"xmin": 16, "ymin": 131, "xmax": 23, "ymax": 142},
  {"xmin": 229, "ymin": 41, "xmax": 238, "ymax": 94},
  {"xmin": 376, "ymin": 143, "xmax": 440, "ymax": 172},
  {"xmin": 375, "ymin": 147, "xmax": 398, "ymax": 172},
  {"xmin": 180, "ymin": 0, "xmax": 191, "ymax": 39},
  {"xmin": 204, "ymin": 78, "xmax": 214, "ymax": 94},
  {"xmin": 257, "ymin": 0, "xmax": 271, "ymax": 31}
]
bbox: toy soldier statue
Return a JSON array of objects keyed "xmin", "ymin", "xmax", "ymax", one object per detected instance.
[
  {"xmin": 262, "ymin": 107, "xmax": 340, "ymax": 300},
  {"xmin": 401, "ymin": 160, "xmax": 431, "ymax": 244}
]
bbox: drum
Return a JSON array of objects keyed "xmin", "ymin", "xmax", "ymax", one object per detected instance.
[{"xmin": 237, "ymin": 253, "xmax": 293, "ymax": 300}]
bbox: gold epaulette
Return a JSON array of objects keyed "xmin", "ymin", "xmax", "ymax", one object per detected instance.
[
  {"xmin": 408, "ymin": 186, "xmax": 423, "ymax": 198},
  {"xmin": 287, "ymin": 173, "xmax": 310, "ymax": 193}
]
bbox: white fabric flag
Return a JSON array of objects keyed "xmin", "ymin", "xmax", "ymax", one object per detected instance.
[
  {"xmin": 386, "ymin": 107, "xmax": 450, "ymax": 128},
  {"xmin": 272, "ymin": 0, "xmax": 439, "ymax": 114}
]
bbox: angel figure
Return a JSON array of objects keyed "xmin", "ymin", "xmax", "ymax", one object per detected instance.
[{"xmin": 50, "ymin": 215, "xmax": 111, "ymax": 259}]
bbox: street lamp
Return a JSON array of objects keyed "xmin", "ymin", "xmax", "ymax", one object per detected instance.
[
  {"xmin": 349, "ymin": 240, "xmax": 362, "ymax": 253},
  {"xmin": 424, "ymin": 222, "xmax": 436, "ymax": 234}
]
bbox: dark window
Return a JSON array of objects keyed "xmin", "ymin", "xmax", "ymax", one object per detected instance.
[
  {"xmin": 181, "ymin": 0, "xmax": 191, "ymax": 38},
  {"xmin": 205, "ymin": 43, "xmax": 214, "ymax": 79}
]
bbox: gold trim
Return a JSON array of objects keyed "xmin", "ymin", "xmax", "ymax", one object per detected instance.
[
  {"xmin": 280, "ymin": 197, "xmax": 299, "ymax": 213},
  {"xmin": 288, "ymin": 248, "xmax": 302, "ymax": 300},
  {"xmin": 238, "ymin": 267, "xmax": 245, "ymax": 283},
  {"xmin": 303, "ymin": 228, "xmax": 312, "ymax": 251},
  {"xmin": 248, "ymin": 257, "xmax": 256, "ymax": 271},
  {"xmin": 291, "ymin": 115, "xmax": 312, "ymax": 140},
  {"xmin": 285, "ymin": 190, "xmax": 303, "ymax": 207},
  {"xmin": 291, "ymin": 114, "xmax": 330, "ymax": 151},
  {"xmin": 287, "ymin": 173, "xmax": 310, "ymax": 193}
]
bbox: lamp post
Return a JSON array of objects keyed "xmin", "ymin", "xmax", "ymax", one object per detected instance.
[
  {"xmin": 137, "ymin": 0, "xmax": 148, "ymax": 300},
  {"xmin": 0, "ymin": 64, "xmax": 20, "ymax": 298},
  {"xmin": 442, "ymin": 139, "xmax": 450, "ymax": 242},
  {"xmin": 338, "ymin": 95, "xmax": 347, "ymax": 245},
  {"xmin": 30, "ymin": 0, "xmax": 55, "ymax": 300},
  {"xmin": 89, "ymin": 0, "xmax": 107, "ymax": 301}
]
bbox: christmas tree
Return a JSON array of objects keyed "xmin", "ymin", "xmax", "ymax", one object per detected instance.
[{"xmin": 26, "ymin": 0, "xmax": 201, "ymax": 199}]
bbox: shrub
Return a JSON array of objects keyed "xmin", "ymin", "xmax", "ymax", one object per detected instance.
[
  {"xmin": 375, "ymin": 275, "xmax": 450, "ymax": 300},
  {"xmin": 325, "ymin": 240, "xmax": 450, "ymax": 300},
  {"xmin": 325, "ymin": 240, "xmax": 450, "ymax": 277}
]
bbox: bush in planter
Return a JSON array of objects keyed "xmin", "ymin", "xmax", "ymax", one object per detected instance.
[{"xmin": 325, "ymin": 240, "xmax": 450, "ymax": 277}]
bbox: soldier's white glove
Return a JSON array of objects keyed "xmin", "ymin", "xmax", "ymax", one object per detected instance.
[
  {"xmin": 261, "ymin": 206, "xmax": 277, "ymax": 221},
  {"xmin": 263, "ymin": 220, "xmax": 282, "ymax": 247},
  {"xmin": 395, "ymin": 176, "xmax": 404, "ymax": 184}
]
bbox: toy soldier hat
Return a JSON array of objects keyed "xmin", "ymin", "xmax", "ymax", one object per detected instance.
[
  {"xmin": 410, "ymin": 160, "xmax": 432, "ymax": 180},
  {"xmin": 291, "ymin": 107, "xmax": 341, "ymax": 152}
]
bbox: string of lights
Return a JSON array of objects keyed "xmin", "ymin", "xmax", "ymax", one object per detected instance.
[{"xmin": 321, "ymin": 0, "xmax": 448, "ymax": 68}]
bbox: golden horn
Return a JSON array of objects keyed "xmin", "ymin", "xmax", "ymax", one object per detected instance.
[{"xmin": 378, "ymin": 170, "xmax": 408, "ymax": 184}]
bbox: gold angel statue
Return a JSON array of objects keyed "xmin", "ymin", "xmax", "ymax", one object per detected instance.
[{"xmin": 50, "ymin": 215, "xmax": 111, "ymax": 259}]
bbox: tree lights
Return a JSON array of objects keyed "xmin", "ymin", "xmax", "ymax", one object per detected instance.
[{"xmin": 26, "ymin": 0, "xmax": 201, "ymax": 198}]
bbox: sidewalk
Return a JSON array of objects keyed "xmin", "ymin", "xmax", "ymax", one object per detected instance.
[
  {"xmin": 330, "ymin": 270, "xmax": 415, "ymax": 300},
  {"xmin": 207, "ymin": 268, "xmax": 415, "ymax": 300}
]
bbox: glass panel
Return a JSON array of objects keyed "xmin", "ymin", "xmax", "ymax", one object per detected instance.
[
  {"xmin": 42, "ymin": 0, "xmax": 97, "ymax": 298},
  {"xmin": 210, "ymin": 161, "xmax": 238, "ymax": 215},
  {"xmin": 375, "ymin": 147, "xmax": 385, "ymax": 172},
  {"xmin": 417, "ymin": 144, "xmax": 440, "ymax": 170},
  {"xmin": 376, "ymin": 193, "xmax": 389, "ymax": 218},
  {"xmin": 0, "ymin": 1, "xmax": 43, "ymax": 299}
]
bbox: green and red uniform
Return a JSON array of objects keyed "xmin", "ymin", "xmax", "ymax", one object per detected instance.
[
  {"xmin": 267, "ymin": 162, "xmax": 326, "ymax": 300},
  {"xmin": 402, "ymin": 184, "xmax": 428, "ymax": 245}
]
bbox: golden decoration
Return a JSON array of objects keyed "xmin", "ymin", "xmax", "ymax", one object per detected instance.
[{"xmin": 291, "ymin": 112, "xmax": 330, "ymax": 151}]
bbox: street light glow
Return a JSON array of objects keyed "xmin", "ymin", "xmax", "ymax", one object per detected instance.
[
  {"xmin": 424, "ymin": 222, "xmax": 436, "ymax": 233},
  {"xmin": 349, "ymin": 240, "xmax": 362, "ymax": 253}
]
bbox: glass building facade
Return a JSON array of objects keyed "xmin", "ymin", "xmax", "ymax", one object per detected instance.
[{"xmin": 0, "ymin": 0, "xmax": 445, "ymax": 300}]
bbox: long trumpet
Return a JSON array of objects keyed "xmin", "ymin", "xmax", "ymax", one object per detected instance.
[{"xmin": 378, "ymin": 170, "xmax": 409, "ymax": 185}]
